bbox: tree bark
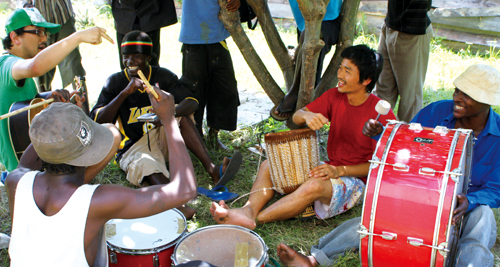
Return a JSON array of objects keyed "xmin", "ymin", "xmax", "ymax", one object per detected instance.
[
  {"xmin": 295, "ymin": 0, "xmax": 328, "ymax": 110},
  {"xmin": 314, "ymin": 0, "xmax": 362, "ymax": 99},
  {"xmin": 218, "ymin": 0, "xmax": 285, "ymax": 105},
  {"xmin": 247, "ymin": 0, "xmax": 295, "ymax": 90}
]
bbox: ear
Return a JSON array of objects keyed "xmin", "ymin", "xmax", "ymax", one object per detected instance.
[
  {"xmin": 146, "ymin": 56, "xmax": 152, "ymax": 63},
  {"xmin": 9, "ymin": 31, "xmax": 21, "ymax": 45},
  {"xmin": 361, "ymin": 78, "xmax": 372, "ymax": 87}
]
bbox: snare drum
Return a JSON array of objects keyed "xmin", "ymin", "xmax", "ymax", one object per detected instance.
[
  {"xmin": 359, "ymin": 121, "xmax": 472, "ymax": 267},
  {"xmin": 172, "ymin": 225, "xmax": 268, "ymax": 267},
  {"xmin": 106, "ymin": 209, "xmax": 187, "ymax": 266}
]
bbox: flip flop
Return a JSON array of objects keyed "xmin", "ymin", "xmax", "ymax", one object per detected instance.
[
  {"xmin": 197, "ymin": 186, "xmax": 239, "ymax": 202},
  {"xmin": 213, "ymin": 151, "xmax": 242, "ymax": 188},
  {"xmin": 270, "ymin": 98, "xmax": 295, "ymax": 121}
]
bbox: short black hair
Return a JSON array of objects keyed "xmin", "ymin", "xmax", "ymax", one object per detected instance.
[
  {"xmin": 41, "ymin": 160, "xmax": 77, "ymax": 175},
  {"xmin": 341, "ymin": 45, "xmax": 383, "ymax": 93},
  {"xmin": 2, "ymin": 28, "xmax": 25, "ymax": 50}
]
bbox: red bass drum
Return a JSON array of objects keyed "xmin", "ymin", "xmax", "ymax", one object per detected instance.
[{"xmin": 359, "ymin": 121, "xmax": 472, "ymax": 267}]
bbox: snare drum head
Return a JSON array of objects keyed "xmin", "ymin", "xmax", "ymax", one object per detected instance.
[
  {"xmin": 106, "ymin": 209, "xmax": 186, "ymax": 253},
  {"xmin": 174, "ymin": 225, "xmax": 266, "ymax": 267}
]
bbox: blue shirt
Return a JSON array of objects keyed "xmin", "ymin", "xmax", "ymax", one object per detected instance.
[
  {"xmin": 412, "ymin": 100, "xmax": 500, "ymax": 212},
  {"xmin": 289, "ymin": 0, "xmax": 342, "ymax": 31},
  {"xmin": 179, "ymin": 0, "xmax": 230, "ymax": 44}
]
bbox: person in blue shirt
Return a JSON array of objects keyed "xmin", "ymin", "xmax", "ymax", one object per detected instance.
[
  {"xmin": 277, "ymin": 64, "xmax": 500, "ymax": 266},
  {"xmin": 178, "ymin": 0, "xmax": 240, "ymax": 150},
  {"xmin": 271, "ymin": 0, "xmax": 342, "ymax": 121}
]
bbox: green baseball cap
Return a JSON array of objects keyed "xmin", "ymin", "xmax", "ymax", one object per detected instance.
[{"xmin": 5, "ymin": 8, "xmax": 60, "ymax": 34}]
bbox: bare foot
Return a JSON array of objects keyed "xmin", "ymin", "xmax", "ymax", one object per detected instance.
[
  {"xmin": 210, "ymin": 201, "xmax": 257, "ymax": 230},
  {"xmin": 277, "ymin": 243, "xmax": 317, "ymax": 267}
]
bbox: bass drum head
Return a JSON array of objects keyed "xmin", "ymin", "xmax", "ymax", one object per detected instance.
[
  {"xmin": 173, "ymin": 225, "xmax": 267, "ymax": 267},
  {"xmin": 106, "ymin": 209, "xmax": 186, "ymax": 254}
]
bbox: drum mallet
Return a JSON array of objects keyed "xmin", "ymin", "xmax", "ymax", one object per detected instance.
[{"xmin": 374, "ymin": 100, "xmax": 391, "ymax": 121}]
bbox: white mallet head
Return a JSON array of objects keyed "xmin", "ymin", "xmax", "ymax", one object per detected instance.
[{"xmin": 375, "ymin": 100, "xmax": 391, "ymax": 121}]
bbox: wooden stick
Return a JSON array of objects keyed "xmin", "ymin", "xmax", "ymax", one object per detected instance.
[
  {"xmin": 137, "ymin": 70, "xmax": 160, "ymax": 100},
  {"xmin": 0, "ymin": 98, "xmax": 54, "ymax": 121}
]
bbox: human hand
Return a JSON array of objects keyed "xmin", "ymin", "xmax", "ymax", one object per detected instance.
[
  {"xmin": 309, "ymin": 164, "xmax": 342, "ymax": 180},
  {"xmin": 304, "ymin": 112, "xmax": 329, "ymax": 130},
  {"xmin": 362, "ymin": 119, "xmax": 384, "ymax": 137},
  {"xmin": 77, "ymin": 26, "xmax": 114, "ymax": 45},
  {"xmin": 123, "ymin": 77, "xmax": 144, "ymax": 96},
  {"xmin": 148, "ymin": 85, "xmax": 175, "ymax": 120},
  {"xmin": 226, "ymin": 0, "xmax": 240, "ymax": 12},
  {"xmin": 48, "ymin": 89, "xmax": 70, "ymax": 102},
  {"xmin": 452, "ymin": 193, "xmax": 469, "ymax": 225},
  {"xmin": 69, "ymin": 90, "xmax": 86, "ymax": 108}
]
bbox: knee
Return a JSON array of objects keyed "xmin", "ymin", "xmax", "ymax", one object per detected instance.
[
  {"xmin": 468, "ymin": 205, "xmax": 495, "ymax": 226},
  {"xmin": 299, "ymin": 178, "xmax": 326, "ymax": 198}
]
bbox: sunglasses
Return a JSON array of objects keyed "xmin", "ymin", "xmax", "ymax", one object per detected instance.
[{"xmin": 22, "ymin": 29, "xmax": 49, "ymax": 37}]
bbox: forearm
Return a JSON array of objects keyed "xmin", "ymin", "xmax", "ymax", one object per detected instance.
[
  {"xmin": 174, "ymin": 99, "xmax": 198, "ymax": 117},
  {"xmin": 292, "ymin": 108, "xmax": 309, "ymax": 126},
  {"xmin": 161, "ymin": 117, "xmax": 197, "ymax": 199},
  {"xmin": 338, "ymin": 162, "xmax": 371, "ymax": 177},
  {"xmin": 94, "ymin": 92, "xmax": 130, "ymax": 123},
  {"xmin": 12, "ymin": 32, "xmax": 84, "ymax": 80}
]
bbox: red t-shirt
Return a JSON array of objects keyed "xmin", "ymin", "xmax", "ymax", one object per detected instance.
[{"xmin": 306, "ymin": 88, "xmax": 396, "ymax": 183}]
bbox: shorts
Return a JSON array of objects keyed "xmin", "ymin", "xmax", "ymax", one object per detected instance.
[
  {"xmin": 119, "ymin": 126, "xmax": 170, "ymax": 186},
  {"xmin": 314, "ymin": 176, "xmax": 365, "ymax": 219}
]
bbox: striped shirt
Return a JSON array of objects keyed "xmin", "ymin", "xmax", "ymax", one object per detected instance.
[{"xmin": 30, "ymin": 0, "xmax": 74, "ymax": 25}]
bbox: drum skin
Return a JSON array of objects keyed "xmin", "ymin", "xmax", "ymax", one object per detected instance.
[
  {"xmin": 172, "ymin": 225, "xmax": 268, "ymax": 267},
  {"xmin": 106, "ymin": 209, "xmax": 186, "ymax": 267},
  {"xmin": 360, "ymin": 122, "xmax": 472, "ymax": 267}
]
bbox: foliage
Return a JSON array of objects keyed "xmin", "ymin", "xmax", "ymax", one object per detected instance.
[{"xmin": 72, "ymin": 0, "xmax": 112, "ymax": 29}]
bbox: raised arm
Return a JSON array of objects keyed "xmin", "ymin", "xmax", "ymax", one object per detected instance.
[
  {"xmin": 93, "ymin": 87, "xmax": 197, "ymax": 219},
  {"xmin": 293, "ymin": 107, "xmax": 329, "ymax": 130},
  {"xmin": 93, "ymin": 77, "xmax": 144, "ymax": 123},
  {"xmin": 11, "ymin": 27, "xmax": 113, "ymax": 80}
]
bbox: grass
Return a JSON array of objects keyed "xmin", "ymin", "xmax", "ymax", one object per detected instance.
[{"xmin": 1, "ymin": 3, "xmax": 500, "ymax": 266}]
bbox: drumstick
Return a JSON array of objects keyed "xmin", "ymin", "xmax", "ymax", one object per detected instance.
[
  {"xmin": 137, "ymin": 70, "xmax": 160, "ymax": 101},
  {"xmin": 0, "ymin": 99, "xmax": 54, "ymax": 121}
]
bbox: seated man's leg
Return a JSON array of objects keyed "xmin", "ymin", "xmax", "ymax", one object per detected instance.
[
  {"xmin": 310, "ymin": 217, "xmax": 361, "ymax": 266},
  {"xmin": 211, "ymin": 160, "xmax": 276, "ymax": 230},
  {"xmin": 179, "ymin": 116, "xmax": 240, "ymax": 185},
  {"xmin": 455, "ymin": 205, "xmax": 496, "ymax": 267},
  {"xmin": 255, "ymin": 174, "xmax": 333, "ymax": 223},
  {"xmin": 278, "ymin": 217, "xmax": 361, "ymax": 267},
  {"xmin": 119, "ymin": 127, "xmax": 170, "ymax": 186}
]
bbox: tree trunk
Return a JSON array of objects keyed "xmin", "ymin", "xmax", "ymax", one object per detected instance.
[
  {"xmin": 314, "ymin": 0, "xmax": 362, "ymax": 99},
  {"xmin": 247, "ymin": 0, "xmax": 295, "ymax": 90},
  {"xmin": 295, "ymin": 0, "xmax": 328, "ymax": 110},
  {"xmin": 218, "ymin": 0, "xmax": 285, "ymax": 105}
]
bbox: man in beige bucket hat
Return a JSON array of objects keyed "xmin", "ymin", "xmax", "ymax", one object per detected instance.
[
  {"xmin": 275, "ymin": 64, "xmax": 500, "ymax": 266},
  {"xmin": 5, "ymin": 88, "xmax": 197, "ymax": 266}
]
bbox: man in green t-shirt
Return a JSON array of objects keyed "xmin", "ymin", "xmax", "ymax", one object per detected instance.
[{"xmin": 0, "ymin": 7, "xmax": 112, "ymax": 171}]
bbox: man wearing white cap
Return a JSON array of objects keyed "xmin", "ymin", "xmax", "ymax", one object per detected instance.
[
  {"xmin": 277, "ymin": 64, "xmax": 500, "ymax": 266},
  {"xmin": 0, "ymin": 7, "xmax": 112, "ymax": 172},
  {"xmin": 5, "ymin": 88, "xmax": 197, "ymax": 266},
  {"xmin": 362, "ymin": 64, "xmax": 500, "ymax": 266}
]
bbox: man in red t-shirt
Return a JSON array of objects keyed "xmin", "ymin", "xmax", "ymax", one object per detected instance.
[{"xmin": 211, "ymin": 45, "xmax": 396, "ymax": 229}]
